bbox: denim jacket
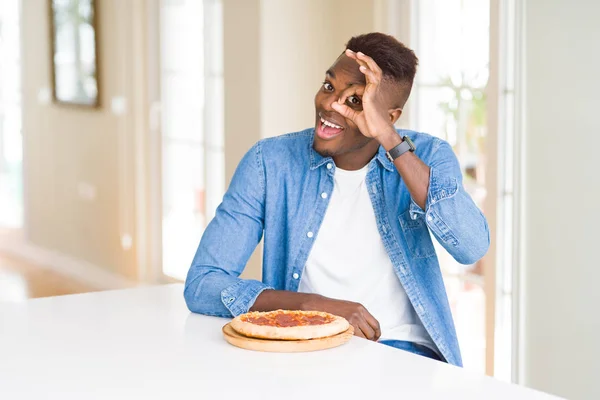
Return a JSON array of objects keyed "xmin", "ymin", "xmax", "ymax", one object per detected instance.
[{"xmin": 184, "ymin": 128, "xmax": 490, "ymax": 367}]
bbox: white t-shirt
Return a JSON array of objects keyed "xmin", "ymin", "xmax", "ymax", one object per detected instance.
[{"xmin": 298, "ymin": 164, "xmax": 435, "ymax": 349}]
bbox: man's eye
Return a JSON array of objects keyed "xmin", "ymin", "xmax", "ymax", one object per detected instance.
[
  {"xmin": 322, "ymin": 82, "xmax": 334, "ymax": 92},
  {"xmin": 347, "ymin": 96, "xmax": 362, "ymax": 106}
]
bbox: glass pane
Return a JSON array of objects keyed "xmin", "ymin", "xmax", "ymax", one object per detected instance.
[
  {"xmin": 495, "ymin": 293, "xmax": 513, "ymax": 382},
  {"xmin": 414, "ymin": 86, "xmax": 456, "ymax": 141},
  {"xmin": 414, "ymin": 0, "xmax": 490, "ymax": 373},
  {"xmin": 162, "ymin": 140, "xmax": 206, "ymax": 280},
  {"xmin": 416, "ymin": 0, "xmax": 490, "ymax": 87},
  {"xmin": 162, "ymin": 72, "xmax": 204, "ymax": 142},
  {"xmin": 446, "ymin": 275, "xmax": 487, "ymax": 372},
  {"xmin": 201, "ymin": 0, "xmax": 225, "ymax": 224},
  {"xmin": 160, "ymin": 0, "xmax": 205, "ymax": 281},
  {"xmin": 0, "ymin": 0, "xmax": 23, "ymax": 229}
]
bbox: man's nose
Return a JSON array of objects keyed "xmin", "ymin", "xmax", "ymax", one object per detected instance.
[{"xmin": 321, "ymin": 93, "xmax": 339, "ymax": 112}]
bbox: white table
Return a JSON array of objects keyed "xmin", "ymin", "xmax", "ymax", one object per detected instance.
[{"xmin": 0, "ymin": 284, "xmax": 559, "ymax": 399}]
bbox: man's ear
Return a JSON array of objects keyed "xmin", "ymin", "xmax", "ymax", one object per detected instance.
[{"xmin": 389, "ymin": 108, "xmax": 403, "ymax": 125}]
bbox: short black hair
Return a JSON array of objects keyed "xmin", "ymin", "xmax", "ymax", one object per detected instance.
[{"xmin": 345, "ymin": 32, "xmax": 418, "ymax": 106}]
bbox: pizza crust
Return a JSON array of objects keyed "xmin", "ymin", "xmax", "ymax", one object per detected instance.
[{"xmin": 230, "ymin": 310, "xmax": 350, "ymax": 340}]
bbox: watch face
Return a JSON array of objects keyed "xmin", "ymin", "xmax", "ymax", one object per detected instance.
[{"xmin": 404, "ymin": 136, "xmax": 416, "ymax": 151}]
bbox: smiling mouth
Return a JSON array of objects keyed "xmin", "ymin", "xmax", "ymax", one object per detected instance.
[{"xmin": 316, "ymin": 116, "xmax": 344, "ymax": 140}]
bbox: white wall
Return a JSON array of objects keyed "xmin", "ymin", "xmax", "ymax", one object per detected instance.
[
  {"xmin": 260, "ymin": 0, "xmax": 375, "ymax": 139},
  {"xmin": 20, "ymin": 0, "xmax": 148, "ymax": 280},
  {"xmin": 523, "ymin": 1, "xmax": 600, "ymax": 398},
  {"xmin": 223, "ymin": 0, "xmax": 262, "ymax": 183}
]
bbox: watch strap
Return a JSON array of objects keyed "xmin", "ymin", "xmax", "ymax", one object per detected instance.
[{"xmin": 385, "ymin": 138, "xmax": 413, "ymax": 162}]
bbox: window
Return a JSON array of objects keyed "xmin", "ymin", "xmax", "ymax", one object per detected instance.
[
  {"xmin": 493, "ymin": 0, "xmax": 519, "ymax": 383},
  {"xmin": 0, "ymin": 0, "xmax": 23, "ymax": 229},
  {"xmin": 159, "ymin": 0, "xmax": 224, "ymax": 281},
  {"xmin": 412, "ymin": 0, "xmax": 491, "ymax": 373}
]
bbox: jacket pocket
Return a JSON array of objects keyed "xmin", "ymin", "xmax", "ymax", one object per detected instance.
[{"xmin": 398, "ymin": 209, "xmax": 436, "ymax": 259}]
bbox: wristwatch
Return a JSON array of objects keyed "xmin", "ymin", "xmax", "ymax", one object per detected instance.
[{"xmin": 385, "ymin": 136, "xmax": 416, "ymax": 162}]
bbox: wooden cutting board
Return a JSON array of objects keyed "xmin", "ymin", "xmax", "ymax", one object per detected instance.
[{"xmin": 222, "ymin": 323, "xmax": 354, "ymax": 352}]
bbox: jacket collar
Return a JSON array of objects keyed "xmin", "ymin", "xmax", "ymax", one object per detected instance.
[{"xmin": 308, "ymin": 131, "xmax": 333, "ymax": 170}]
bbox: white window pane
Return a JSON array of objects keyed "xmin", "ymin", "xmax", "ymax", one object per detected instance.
[
  {"xmin": 0, "ymin": 0, "xmax": 23, "ymax": 229},
  {"xmin": 414, "ymin": 0, "xmax": 490, "ymax": 374},
  {"xmin": 160, "ymin": 0, "xmax": 206, "ymax": 280},
  {"xmin": 162, "ymin": 140, "xmax": 205, "ymax": 281},
  {"xmin": 444, "ymin": 275, "xmax": 486, "ymax": 373},
  {"xmin": 414, "ymin": 86, "xmax": 456, "ymax": 141},
  {"xmin": 416, "ymin": 0, "xmax": 489, "ymax": 86},
  {"xmin": 161, "ymin": 72, "xmax": 204, "ymax": 141}
]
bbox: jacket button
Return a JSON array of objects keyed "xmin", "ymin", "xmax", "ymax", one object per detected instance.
[
  {"xmin": 321, "ymin": 192, "xmax": 328, "ymax": 199},
  {"xmin": 326, "ymin": 163, "xmax": 333, "ymax": 170},
  {"xmin": 307, "ymin": 231, "xmax": 314, "ymax": 238},
  {"xmin": 292, "ymin": 273, "xmax": 299, "ymax": 279}
]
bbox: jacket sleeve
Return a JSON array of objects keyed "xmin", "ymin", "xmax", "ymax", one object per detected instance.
[
  {"xmin": 184, "ymin": 142, "xmax": 273, "ymax": 317},
  {"xmin": 409, "ymin": 138, "xmax": 490, "ymax": 265}
]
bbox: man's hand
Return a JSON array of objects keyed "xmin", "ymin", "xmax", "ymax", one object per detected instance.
[
  {"xmin": 331, "ymin": 49, "xmax": 398, "ymax": 143},
  {"xmin": 306, "ymin": 295, "xmax": 382, "ymax": 341},
  {"xmin": 251, "ymin": 290, "xmax": 381, "ymax": 341}
]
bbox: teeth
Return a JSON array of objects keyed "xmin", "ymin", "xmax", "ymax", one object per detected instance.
[{"xmin": 320, "ymin": 118, "xmax": 342, "ymax": 129}]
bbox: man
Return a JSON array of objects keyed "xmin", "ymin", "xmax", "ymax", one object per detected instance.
[{"xmin": 184, "ymin": 33, "xmax": 489, "ymax": 366}]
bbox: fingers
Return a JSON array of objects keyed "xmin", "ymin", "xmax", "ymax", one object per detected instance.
[
  {"xmin": 358, "ymin": 319, "xmax": 377, "ymax": 341},
  {"xmin": 358, "ymin": 65, "xmax": 378, "ymax": 83},
  {"xmin": 354, "ymin": 51, "xmax": 383, "ymax": 76},
  {"xmin": 350, "ymin": 319, "xmax": 375, "ymax": 340},
  {"xmin": 361, "ymin": 309, "xmax": 382, "ymax": 341},
  {"xmin": 345, "ymin": 49, "xmax": 382, "ymax": 84},
  {"xmin": 349, "ymin": 305, "xmax": 380, "ymax": 341},
  {"xmin": 345, "ymin": 49, "xmax": 369, "ymax": 69},
  {"xmin": 353, "ymin": 325, "xmax": 367, "ymax": 339},
  {"xmin": 331, "ymin": 101, "xmax": 358, "ymax": 121},
  {"xmin": 319, "ymin": 298, "xmax": 381, "ymax": 341},
  {"xmin": 337, "ymin": 85, "xmax": 364, "ymax": 106}
]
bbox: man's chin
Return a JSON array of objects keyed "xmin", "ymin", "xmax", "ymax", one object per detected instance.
[
  {"xmin": 318, "ymin": 150, "xmax": 334, "ymax": 157},
  {"xmin": 312, "ymin": 141, "xmax": 337, "ymax": 158},
  {"xmin": 313, "ymin": 147, "xmax": 334, "ymax": 158}
]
